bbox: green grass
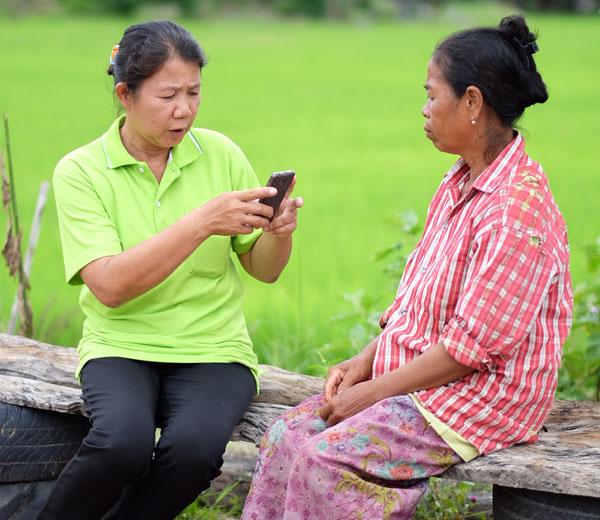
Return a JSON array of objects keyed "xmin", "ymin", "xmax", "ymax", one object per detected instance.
[{"xmin": 1, "ymin": 13, "xmax": 599, "ymax": 371}]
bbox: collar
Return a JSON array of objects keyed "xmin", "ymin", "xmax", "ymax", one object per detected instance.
[
  {"xmin": 443, "ymin": 132, "xmax": 526, "ymax": 193},
  {"xmin": 101, "ymin": 115, "xmax": 203, "ymax": 170}
]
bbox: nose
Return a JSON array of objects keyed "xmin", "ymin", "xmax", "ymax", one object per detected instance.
[
  {"xmin": 421, "ymin": 102, "xmax": 430, "ymax": 119},
  {"xmin": 173, "ymin": 100, "xmax": 193, "ymax": 119}
]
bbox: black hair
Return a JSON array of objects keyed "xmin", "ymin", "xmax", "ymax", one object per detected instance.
[
  {"xmin": 107, "ymin": 20, "xmax": 206, "ymax": 92},
  {"xmin": 434, "ymin": 15, "xmax": 548, "ymax": 127}
]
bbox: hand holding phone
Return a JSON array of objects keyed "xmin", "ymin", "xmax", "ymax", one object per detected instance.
[{"xmin": 259, "ymin": 170, "xmax": 296, "ymax": 221}]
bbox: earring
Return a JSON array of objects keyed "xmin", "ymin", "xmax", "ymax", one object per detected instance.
[{"xmin": 471, "ymin": 119, "xmax": 476, "ymax": 125}]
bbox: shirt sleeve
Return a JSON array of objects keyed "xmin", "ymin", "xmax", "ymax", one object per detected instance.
[
  {"xmin": 53, "ymin": 158, "xmax": 122, "ymax": 285},
  {"xmin": 228, "ymin": 142, "xmax": 263, "ymax": 255},
  {"xmin": 440, "ymin": 225, "xmax": 558, "ymax": 371}
]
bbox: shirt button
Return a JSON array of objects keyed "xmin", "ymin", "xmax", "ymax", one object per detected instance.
[
  {"xmin": 442, "ymin": 220, "xmax": 449, "ymax": 229},
  {"xmin": 155, "ymin": 200, "xmax": 161, "ymax": 208},
  {"xmin": 138, "ymin": 166, "xmax": 145, "ymax": 173}
]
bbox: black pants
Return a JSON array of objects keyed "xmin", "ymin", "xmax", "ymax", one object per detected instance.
[{"xmin": 39, "ymin": 358, "xmax": 255, "ymax": 520}]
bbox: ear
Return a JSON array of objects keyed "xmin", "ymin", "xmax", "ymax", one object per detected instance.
[
  {"xmin": 114, "ymin": 82, "xmax": 132, "ymax": 109},
  {"xmin": 464, "ymin": 85, "xmax": 484, "ymax": 119}
]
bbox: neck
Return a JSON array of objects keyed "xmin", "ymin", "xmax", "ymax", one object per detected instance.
[
  {"xmin": 120, "ymin": 121, "xmax": 169, "ymax": 166},
  {"xmin": 462, "ymin": 127, "xmax": 514, "ymax": 183}
]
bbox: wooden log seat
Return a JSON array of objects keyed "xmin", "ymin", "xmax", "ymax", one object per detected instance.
[{"xmin": 1, "ymin": 333, "xmax": 599, "ymax": 519}]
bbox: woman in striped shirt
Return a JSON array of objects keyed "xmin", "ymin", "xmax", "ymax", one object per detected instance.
[{"xmin": 242, "ymin": 14, "xmax": 572, "ymax": 520}]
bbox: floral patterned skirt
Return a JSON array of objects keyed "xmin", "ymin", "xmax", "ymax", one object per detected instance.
[{"xmin": 241, "ymin": 394, "xmax": 463, "ymax": 520}]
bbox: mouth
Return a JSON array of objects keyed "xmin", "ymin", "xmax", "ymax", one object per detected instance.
[
  {"xmin": 169, "ymin": 128, "xmax": 187, "ymax": 136},
  {"xmin": 423, "ymin": 125, "xmax": 432, "ymax": 138}
]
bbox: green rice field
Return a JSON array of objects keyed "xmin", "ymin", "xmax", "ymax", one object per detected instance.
[{"xmin": 1, "ymin": 12, "xmax": 599, "ymax": 371}]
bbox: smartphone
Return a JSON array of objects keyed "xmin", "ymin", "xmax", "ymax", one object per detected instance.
[{"xmin": 259, "ymin": 170, "xmax": 295, "ymax": 220}]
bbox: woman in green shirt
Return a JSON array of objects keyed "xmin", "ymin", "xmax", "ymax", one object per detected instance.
[{"xmin": 41, "ymin": 20, "xmax": 302, "ymax": 520}]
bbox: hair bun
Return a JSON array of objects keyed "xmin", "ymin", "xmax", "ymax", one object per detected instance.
[
  {"xmin": 499, "ymin": 14, "xmax": 537, "ymax": 46},
  {"xmin": 498, "ymin": 14, "xmax": 547, "ymax": 107}
]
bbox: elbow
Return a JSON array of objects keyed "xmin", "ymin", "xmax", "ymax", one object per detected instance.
[
  {"xmin": 265, "ymin": 274, "xmax": 280, "ymax": 284},
  {"xmin": 101, "ymin": 296, "xmax": 125, "ymax": 309},
  {"xmin": 245, "ymin": 263, "xmax": 281, "ymax": 283},
  {"xmin": 96, "ymin": 292, "xmax": 125, "ymax": 308},
  {"xmin": 80, "ymin": 258, "xmax": 129, "ymax": 308},
  {"xmin": 90, "ymin": 285, "xmax": 127, "ymax": 308},
  {"xmin": 260, "ymin": 271, "xmax": 281, "ymax": 284}
]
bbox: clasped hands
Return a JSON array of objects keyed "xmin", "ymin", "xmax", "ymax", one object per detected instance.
[{"xmin": 319, "ymin": 350, "xmax": 382, "ymax": 427}]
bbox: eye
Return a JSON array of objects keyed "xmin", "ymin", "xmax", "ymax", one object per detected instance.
[{"xmin": 160, "ymin": 94, "xmax": 175, "ymax": 100}]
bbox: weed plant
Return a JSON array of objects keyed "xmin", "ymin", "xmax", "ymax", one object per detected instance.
[
  {"xmin": 415, "ymin": 478, "xmax": 490, "ymax": 520},
  {"xmin": 176, "ymin": 482, "xmax": 244, "ymax": 520},
  {"xmin": 558, "ymin": 236, "xmax": 600, "ymax": 400}
]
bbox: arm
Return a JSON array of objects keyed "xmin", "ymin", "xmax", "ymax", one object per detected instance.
[
  {"xmin": 81, "ymin": 187, "xmax": 276, "ymax": 307},
  {"xmin": 238, "ymin": 177, "xmax": 303, "ymax": 283},
  {"xmin": 237, "ymin": 233, "xmax": 293, "ymax": 284},
  {"xmin": 320, "ymin": 224, "xmax": 559, "ymax": 426},
  {"xmin": 372, "ymin": 341, "xmax": 473, "ymax": 399},
  {"xmin": 320, "ymin": 342, "xmax": 473, "ymax": 426}
]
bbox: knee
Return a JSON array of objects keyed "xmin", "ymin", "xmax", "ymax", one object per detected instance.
[
  {"xmin": 293, "ymin": 435, "xmax": 332, "ymax": 469},
  {"xmin": 262, "ymin": 417, "xmax": 292, "ymax": 447},
  {"xmin": 260, "ymin": 397, "xmax": 327, "ymax": 449},
  {"xmin": 84, "ymin": 423, "xmax": 155, "ymax": 477},
  {"xmin": 161, "ymin": 428, "xmax": 228, "ymax": 483}
]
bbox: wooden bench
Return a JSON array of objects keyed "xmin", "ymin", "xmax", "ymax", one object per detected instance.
[{"xmin": 1, "ymin": 333, "xmax": 599, "ymax": 519}]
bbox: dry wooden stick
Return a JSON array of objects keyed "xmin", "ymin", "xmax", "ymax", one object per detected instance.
[
  {"xmin": 2, "ymin": 114, "xmax": 33, "ymax": 336},
  {"xmin": 7, "ymin": 181, "xmax": 50, "ymax": 334},
  {"xmin": 3, "ymin": 115, "xmax": 20, "ymax": 235}
]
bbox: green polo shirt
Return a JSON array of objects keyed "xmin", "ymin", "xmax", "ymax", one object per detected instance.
[{"xmin": 54, "ymin": 116, "xmax": 262, "ymax": 384}]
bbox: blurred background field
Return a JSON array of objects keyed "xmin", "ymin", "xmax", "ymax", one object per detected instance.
[{"xmin": 1, "ymin": 1, "xmax": 599, "ymax": 390}]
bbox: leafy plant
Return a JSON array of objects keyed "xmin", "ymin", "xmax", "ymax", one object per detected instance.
[
  {"xmin": 311, "ymin": 210, "xmax": 421, "ymax": 374},
  {"xmin": 558, "ymin": 236, "xmax": 600, "ymax": 400},
  {"xmin": 176, "ymin": 481, "xmax": 244, "ymax": 520},
  {"xmin": 1, "ymin": 115, "xmax": 33, "ymax": 336},
  {"xmin": 415, "ymin": 478, "xmax": 490, "ymax": 520},
  {"xmin": 373, "ymin": 209, "xmax": 421, "ymax": 284},
  {"xmin": 312, "ymin": 288, "xmax": 384, "ymax": 375}
]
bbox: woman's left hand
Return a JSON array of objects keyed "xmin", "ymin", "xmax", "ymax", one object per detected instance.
[
  {"xmin": 262, "ymin": 177, "xmax": 303, "ymax": 236},
  {"xmin": 319, "ymin": 379, "xmax": 381, "ymax": 427}
]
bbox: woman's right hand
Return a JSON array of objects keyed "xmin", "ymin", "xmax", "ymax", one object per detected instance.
[
  {"xmin": 192, "ymin": 187, "xmax": 277, "ymax": 237},
  {"xmin": 324, "ymin": 348, "xmax": 375, "ymax": 403}
]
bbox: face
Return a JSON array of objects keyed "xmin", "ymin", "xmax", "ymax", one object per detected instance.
[
  {"xmin": 422, "ymin": 59, "xmax": 472, "ymax": 155},
  {"xmin": 119, "ymin": 57, "xmax": 201, "ymax": 150}
]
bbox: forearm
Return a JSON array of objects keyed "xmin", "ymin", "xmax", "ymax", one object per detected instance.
[
  {"xmin": 351, "ymin": 335, "xmax": 378, "ymax": 369},
  {"xmin": 240, "ymin": 233, "xmax": 292, "ymax": 283},
  {"xmin": 371, "ymin": 341, "xmax": 475, "ymax": 400},
  {"xmin": 362, "ymin": 336, "xmax": 379, "ymax": 361},
  {"xmin": 83, "ymin": 210, "xmax": 208, "ymax": 307}
]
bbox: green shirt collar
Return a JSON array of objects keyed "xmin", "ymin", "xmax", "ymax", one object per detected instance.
[{"xmin": 101, "ymin": 115, "xmax": 203, "ymax": 170}]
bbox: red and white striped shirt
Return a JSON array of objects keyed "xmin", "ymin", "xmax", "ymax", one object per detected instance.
[{"xmin": 373, "ymin": 134, "xmax": 573, "ymax": 454}]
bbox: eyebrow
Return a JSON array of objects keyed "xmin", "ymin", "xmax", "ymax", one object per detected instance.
[{"xmin": 159, "ymin": 83, "xmax": 201, "ymax": 91}]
